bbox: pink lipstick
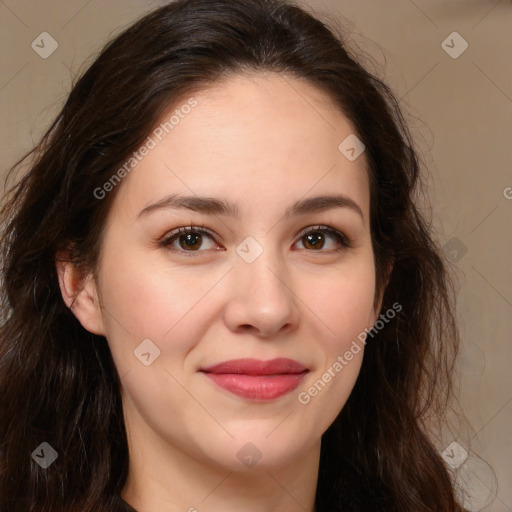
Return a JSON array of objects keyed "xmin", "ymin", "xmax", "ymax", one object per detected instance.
[{"xmin": 200, "ymin": 358, "xmax": 309, "ymax": 401}]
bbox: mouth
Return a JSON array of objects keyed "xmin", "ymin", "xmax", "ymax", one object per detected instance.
[{"xmin": 199, "ymin": 358, "xmax": 309, "ymax": 401}]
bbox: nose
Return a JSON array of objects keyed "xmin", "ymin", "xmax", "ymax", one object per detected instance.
[{"xmin": 223, "ymin": 245, "xmax": 300, "ymax": 339}]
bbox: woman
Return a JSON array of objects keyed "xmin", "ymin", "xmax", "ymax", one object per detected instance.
[{"xmin": 0, "ymin": 0, "xmax": 465, "ymax": 510}]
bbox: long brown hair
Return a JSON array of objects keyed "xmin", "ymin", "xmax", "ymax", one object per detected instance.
[{"xmin": 0, "ymin": 0, "xmax": 464, "ymax": 510}]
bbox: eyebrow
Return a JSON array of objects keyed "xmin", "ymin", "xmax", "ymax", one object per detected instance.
[{"xmin": 137, "ymin": 193, "xmax": 364, "ymax": 223}]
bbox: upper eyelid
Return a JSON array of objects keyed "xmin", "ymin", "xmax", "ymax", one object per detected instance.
[{"xmin": 296, "ymin": 225, "xmax": 341, "ymax": 237}]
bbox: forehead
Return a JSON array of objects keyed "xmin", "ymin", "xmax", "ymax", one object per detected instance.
[{"xmin": 112, "ymin": 72, "xmax": 370, "ymax": 221}]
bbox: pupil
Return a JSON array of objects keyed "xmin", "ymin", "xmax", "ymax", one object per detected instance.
[
  {"xmin": 182, "ymin": 233, "xmax": 201, "ymax": 249},
  {"xmin": 306, "ymin": 233, "xmax": 323, "ymax": 249}
]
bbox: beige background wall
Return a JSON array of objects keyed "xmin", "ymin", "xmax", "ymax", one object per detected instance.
[{"xmin": 1, "ymin": 0, "xmax": 510, "ymax": 510}]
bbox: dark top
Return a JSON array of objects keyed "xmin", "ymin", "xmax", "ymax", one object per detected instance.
[
  {"xmin": 113, "ymin": 471, "xmax": 383, "ymax": 511},
  {"xmin": 114, "ymin": 494, "xmax": 373, "ymax": 511},
  {"xmin": 115, "ymin": 494, "xmax": 137, "ymax": 512}
]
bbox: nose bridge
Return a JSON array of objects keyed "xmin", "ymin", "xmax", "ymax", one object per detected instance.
[
  {"xmin": 236, "ymin": 235, "xmax": 289, "ymax": 301},
  {"xmin": 224, "ymin": 234, "xmax": 299, "ymax": 337}
]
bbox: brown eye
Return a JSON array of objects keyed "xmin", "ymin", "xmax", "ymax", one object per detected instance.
[
  {"xmin": 177, "ymin": 231, "xmax": 203, "ymax": 250},
  {"xmin": 302, "ymin": 231, "xmax": 326, "ymax": 250},
  {"xmin": 160, "ymin": 226, "xmax": 218, "ymax": 253},
  {"xmin": 295, "ymin": 226, "xmax": 351, "ymax": 252}
]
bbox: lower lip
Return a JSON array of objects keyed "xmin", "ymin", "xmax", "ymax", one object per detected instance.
[{"xmin": 202, "ymin": 372, "xmax": 308, "ymax": 401}]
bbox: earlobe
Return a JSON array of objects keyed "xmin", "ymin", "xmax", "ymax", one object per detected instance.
[{"xmin": 55, "ymin": 252, "xmax": 106, "ymax": 336}]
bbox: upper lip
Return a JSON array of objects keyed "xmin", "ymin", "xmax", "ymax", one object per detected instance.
[{"xmin": 200, "ymin": 358, "xmax": 308, "ymax": 375}]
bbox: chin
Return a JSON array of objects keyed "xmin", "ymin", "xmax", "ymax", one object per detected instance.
[{"xmin": 194, "ymin": 428, "xmax": 315, "ymax": 472}]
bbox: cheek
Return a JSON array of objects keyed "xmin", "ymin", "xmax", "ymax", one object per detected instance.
[
  {"xmin": 309, "ymin": 259, "xmax": 377, "ymax": 348},
  {"xmin": 297, "ymin": 267, "xmax": 372, "ymax": 428},
  {"xmin": 299, "ymin": 256, "xmax": 375, "ymax": 413},
  {"xmin": 97, "ymin": 247, "xmax": 219, "ymax": 364}
]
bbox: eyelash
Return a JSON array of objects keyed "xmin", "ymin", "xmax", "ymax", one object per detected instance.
[{"xmin": 158, "ymin": 224, "xmax": 353, "ymax": 257}]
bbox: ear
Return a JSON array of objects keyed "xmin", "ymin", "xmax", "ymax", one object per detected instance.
[
  {"xmin": 55, "ymin": 250, "xmax": 106, "ymax": 336},
  {"xmin": 372, "ymin": 258, "xmax": 394, "ymax": 323}
]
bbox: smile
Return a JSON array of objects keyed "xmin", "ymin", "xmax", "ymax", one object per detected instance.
[{"xmin": 200, "ymin": 358, "xmax": 309, "ymax": 401}]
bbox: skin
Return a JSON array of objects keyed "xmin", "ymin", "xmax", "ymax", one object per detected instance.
[{"xmin": 57, "ymin": 72, "xmax": 390, "ymax": 512}]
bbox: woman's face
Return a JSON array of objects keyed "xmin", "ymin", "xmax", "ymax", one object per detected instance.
[{"xmin": 85, "ymin": 73, "xmax": 383, "ymax": 471}]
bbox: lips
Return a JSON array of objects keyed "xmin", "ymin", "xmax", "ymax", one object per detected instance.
[
  {"xmin": 201, "ymin": 357, "xmax": 308, "ymax": 375},
  {"xmin": 200, "ymin": 358, "xmax": 309, "ymax": 401}
]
